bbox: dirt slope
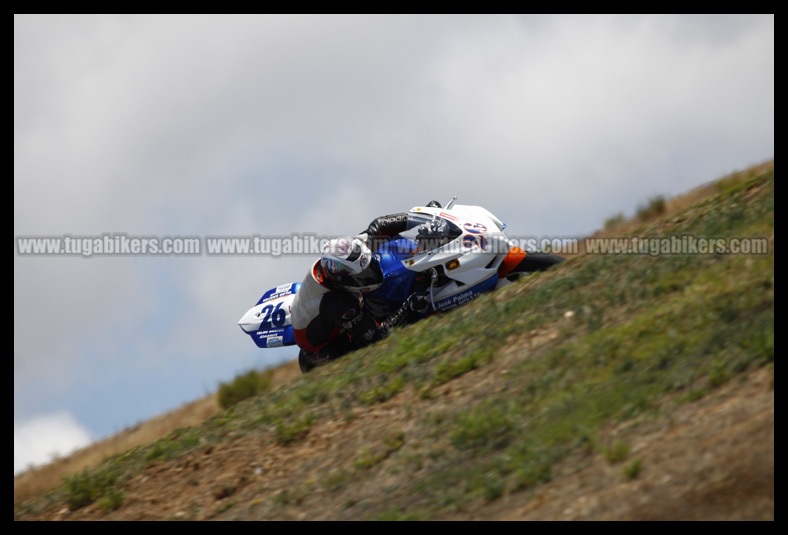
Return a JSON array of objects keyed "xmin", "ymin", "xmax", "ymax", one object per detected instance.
[
  {"xmin": 13, "ymin": 358, "xmax": 302, "ymax": 505},
  {"xmin": 15, "ymin": 162, "xmax": 774, "ymax": 521},
  {"xmin": 18, "ymin": 337, "xmax": 774, "ymax": 521}
]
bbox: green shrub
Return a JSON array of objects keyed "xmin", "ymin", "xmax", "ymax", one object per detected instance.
[
  {"xmin": 603, "ymin": 440, "xmax": 630, "ymax": 463},
  {"xmin": 636, "ymin": 195, "xmax": 667, "ymax": 221},
  {"xmin": 217, "ymin": 369, "xmax": 273, "ymax": 409},
  {"xmin": 98, "ymin": 489, "xmax": 125, "ymax": 513},
  {"xmin": 604, "ymin": 211, "xmax": 624, "ymax": 230},
  {"xmin": 62, "ymin": 465, "xmax": 121, "ymax": 511},
  {"xmin": 622, "ymin": 458, "xmax": 642, "ymax": 480}
]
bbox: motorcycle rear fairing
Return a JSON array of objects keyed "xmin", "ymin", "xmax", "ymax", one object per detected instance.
[{"xmin": 238, "ymin": 282, "xmax": 301, "ymax": 348}]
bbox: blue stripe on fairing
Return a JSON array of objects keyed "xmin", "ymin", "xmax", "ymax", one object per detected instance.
[
  {"xmin": 366, "ymin": 238, "xmax": 420, "ymax": 304},
  {"xmin": 433, "ymin": 274, "xmax": 498, "ymax": 312}
]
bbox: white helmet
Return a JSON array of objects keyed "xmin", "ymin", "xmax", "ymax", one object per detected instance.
[{"xmin": 320, "ymin": 236, "xmax": 384, "ymax": 293}]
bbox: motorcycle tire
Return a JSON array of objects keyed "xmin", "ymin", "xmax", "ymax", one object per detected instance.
[
  {"xmin": 298, "ymin": 347, "xmax": 346, "ymax": 373},
  {"xmin": 508, "ymin": 252, "xmax": 565, "ymax": 279}
]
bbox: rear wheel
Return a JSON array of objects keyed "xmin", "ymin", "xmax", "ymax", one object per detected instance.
[
  {"xmin": 298, "ymin": 349, "xmax": 326, "ymax": 373},
  {"xmin": 297, "ymin": 336, "xmax": 352, "ymax": 373}
]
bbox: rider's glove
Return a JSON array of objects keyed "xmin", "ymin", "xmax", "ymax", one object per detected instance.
[{"xmin": 360, "ymin": 291, "xmax": 429, "ymax": 344}]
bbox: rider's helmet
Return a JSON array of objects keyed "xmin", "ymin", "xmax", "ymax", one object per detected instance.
[{"xmin": 320, "ymin": 236, "xmax": 384, "ymax": 293}]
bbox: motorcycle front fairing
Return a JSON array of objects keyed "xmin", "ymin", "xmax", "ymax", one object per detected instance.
[{"xmin": 399, "ymin": 205, "xmax": 512, "ymax": 312}]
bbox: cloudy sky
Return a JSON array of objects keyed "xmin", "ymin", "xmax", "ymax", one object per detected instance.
[{"xmin": 14, "ymin": 14, "xmax": 773, "ymax": 474}]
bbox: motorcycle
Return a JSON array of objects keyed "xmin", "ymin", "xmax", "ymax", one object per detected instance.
[{"xmin": 238, "ymin": 197, "xmax": 564, "ymax": 368}]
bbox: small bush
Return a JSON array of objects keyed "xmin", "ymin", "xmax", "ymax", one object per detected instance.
[
  {"xmin": 275, "ymin": 412, "xmax": 315, "ymax": 445},
  {"xmin": 144, "ymin": 427, "xmax": 201, "ymax": 464},
  {"xmin": 218, "ymin": 369, "xmax": 273, "ymax": 409},
  {"xmin": 98, "ymin": 489, "xmax": 125, "ymax": 513},
  {"xmin": 636, "ymin": 195, "xmax": 667, "ymax": 221},
  {"xmin": 622, "ymin": 458, "xmax": 642, "ymax": 480},
  {"xmin": 62, "ymin": 466, "xmax": 121, "ymax": 511},
  {"xmin": 603, "ymin": 440, "xmax": 630, "ymax": 463},
  {"xmin": 604, "ymin": 212, "xmax": 624, "ymax": 230}
]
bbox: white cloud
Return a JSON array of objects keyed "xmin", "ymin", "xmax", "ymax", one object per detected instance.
[{"xmin": 14, "ymin": 411, "xmax": 93, "ymax": 475}]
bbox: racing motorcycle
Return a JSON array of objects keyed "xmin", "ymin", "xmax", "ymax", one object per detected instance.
[{"xmin": 238, "ymin": 197, "xmax": 564, "ymax": 367}]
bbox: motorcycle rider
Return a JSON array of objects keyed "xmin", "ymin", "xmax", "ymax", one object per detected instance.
[{"xmin": 291, "ymin": 204, "xmax": 440, "ymax": 372}]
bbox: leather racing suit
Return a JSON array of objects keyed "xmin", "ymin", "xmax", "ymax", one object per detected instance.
[{"xmin": 290, "ymin": 211, "xmax": 428, "ymax": 370}]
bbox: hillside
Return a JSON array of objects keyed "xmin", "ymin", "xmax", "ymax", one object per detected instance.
[{"xmin": 15, "ymin": 162, "xmax": 774, "ymax": 521}]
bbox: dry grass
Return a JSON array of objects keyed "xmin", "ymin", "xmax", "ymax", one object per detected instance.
[{"xmin": 13, "ymin": 359, "xmax": 301, "ymax": 503}]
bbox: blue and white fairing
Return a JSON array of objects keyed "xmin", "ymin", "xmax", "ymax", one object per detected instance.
[
  {"xmin": 363, "ymin": 235, "xmax": 500, "ymax": 316},
  {"xmin": 362, "ymin": 238, "xmax": 421, "ymax": 320},
  {"xmin": 238, "ymin": 282, "xmax": 301, "ymax": 348}
]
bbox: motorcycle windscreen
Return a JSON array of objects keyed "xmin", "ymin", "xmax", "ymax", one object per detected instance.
[{"xmin": 404, "ymin": 212, "xmax": 463, "ymax": 252}]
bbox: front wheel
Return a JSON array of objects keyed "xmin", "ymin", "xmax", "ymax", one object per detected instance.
[{"xmin": 507, "ymin": 252, "xmax": 565, "ymax": 280}]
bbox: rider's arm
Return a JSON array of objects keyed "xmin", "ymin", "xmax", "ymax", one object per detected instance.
[
  {"xmin": 366, "ymin": 213, "xmax": 409, "ymax": 237},
  {"xmin": 362, "ymin": 202, "xmax": 441, "ymax": 250},
  {"xmin": 357, "ymin": 213, "xmax": 408, "ymax": 252}
]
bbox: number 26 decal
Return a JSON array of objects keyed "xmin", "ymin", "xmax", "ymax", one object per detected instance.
[{"xmin": 259, "ymin": 301, "xmax": 287, "ymax": 329}]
